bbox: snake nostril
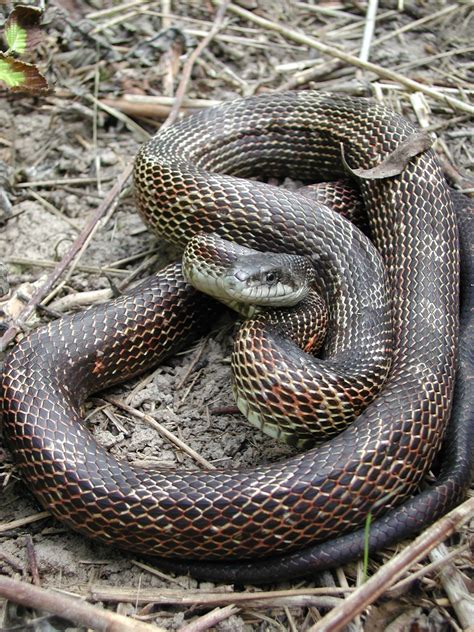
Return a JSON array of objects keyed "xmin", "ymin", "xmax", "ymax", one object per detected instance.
[
  {"xmin": 224, "ymin": 271, "xmax": 246, "ymax": 286},
  {"xmin": 234, "ymin": 270, "xmax": 248, "ymax": 282}
]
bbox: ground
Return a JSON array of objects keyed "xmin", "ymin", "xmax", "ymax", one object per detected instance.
[{"xmin": 0, "ymin": 1, "xmax": 472, "ymax": 631}]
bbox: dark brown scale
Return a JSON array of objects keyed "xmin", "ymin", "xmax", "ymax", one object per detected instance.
[
  {"xmin": 297, "ymin": 180, "xmax": 369, "ymax": 234},
  {"xmin": 2, "ymin": 93, "xmax": 469, "ymax": 575},
  {"xmin": 232, "ymin": 290, "xmax": 330, "ymax": 447}
]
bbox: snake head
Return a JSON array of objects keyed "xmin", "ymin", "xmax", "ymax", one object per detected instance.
[{"xmin": 183, "ymin": 232, "xmax": 315, "ymax": 315}]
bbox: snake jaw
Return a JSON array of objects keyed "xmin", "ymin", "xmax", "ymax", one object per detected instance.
[{"xmin": 222, "ymin": 271, "xmax": 308, "ymax": 307}]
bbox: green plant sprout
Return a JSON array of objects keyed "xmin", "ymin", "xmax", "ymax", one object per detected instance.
[{"xmin": 0, "ymin": 3, "xmax": 49, "ymax": 93}]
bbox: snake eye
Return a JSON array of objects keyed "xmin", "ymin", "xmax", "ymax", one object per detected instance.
[{"xmin": 265, "ymin": 271, "xmax": 278, "ymax": 284}]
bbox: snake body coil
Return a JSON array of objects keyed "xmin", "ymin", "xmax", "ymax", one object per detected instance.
[{"xmin": 2, "ymin": 92, "xmax": 471, "ymax": 579}]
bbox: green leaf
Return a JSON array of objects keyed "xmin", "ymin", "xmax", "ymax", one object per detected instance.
[
  {"xmin": 5, "ymin": 22, "xmax": 28, "ymax": 55},
  {"xmin": 5, "ymin": 5, "xmax": 44, "ymax": 55},
  {"xmin": 0, "ymin": 54, "xmax": 49, "ymax": 94},
  {"xmin": 363, "ymin": 511, "xmax": 372, "ymax": 581},
  {"xmin": 0, "ymin": 57, "xmax": 25, "ymax": 88}
]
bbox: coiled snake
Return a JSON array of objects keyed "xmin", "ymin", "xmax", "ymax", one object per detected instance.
[{"xmin": 2, "ymin": 92, "xmax": 473, "ymax": 582}]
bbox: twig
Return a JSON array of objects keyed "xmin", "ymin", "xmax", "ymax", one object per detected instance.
[
  {"xmin": 0, "ymin": 511, "xmax": 51, "ymax": 534},
  {"xmin": 87, "ymin": 93, "xmax": 150, "ymax": 141},
  {"xmin": 25, "ymin": 535, "xmax": 41, "ymax": 586},
  {"xmin": 284, "ymin": 605, "xmax": 298, "ymax": 632},
  {"xmin": 0, "ymin": 164, "xmax": 133, "ymax": 352},
  {"xmin": 386, "ymin": 543, "xmax": 470, "ymax": 597},
  {"xmin": 0, "ymin": 576, "xmax": 166, "ymax": 632},
  {"xmin": 131, "ymin": 560, "xmax": 189, "ymax": 588},
  {"xmin": 210, "ymin": 405, "xmax": 240, "ymax": 415},
  {"xmin": 178, "ymin": 605, "xmax": 240, "ymax": 632},
  {"xmin": 162, "ymin": 0, "xmax": 230, "ymax": 129},
  {"xmin": 176, "ymin": 337, "xmax": 209, "ymax": 389},
  {"xmin": 371, "ymin": 82, "xmax": 474, "ymax": 97},
  {"xmin": 86, "ymin": 0, "xmax": 148, "ymax": 20},
  {"xmin": 93, "ymin": 65, "xmax": 102, "ymax": 195},
  {"xmin": 6, "ymin": 257, "xmax": 130, "ymax": 277},
  {"xmin": 103, "ymin": 396, "xmax": 215, "ymax": 469},
  {"xmin": 279, "ymin": 59, "xmax": 346, "ymax": 91},
  {"xmin": 100, "ymin": 96, "xmax": 219, "ymax": 121},
  {"xmin": 370, "ymin": 4, "xmax": 460, "ymax": 49},
  {"xmin": 307, "ymin": 497, "xmax": 474, "ymax": 632},
  {"xmin": 108, "ymin": 94, "xmax": 221, "ymax": 108},
  {"xmin": 359, "ymin": 0, "xmax": 378, "ymax": 65},
  {"xmin": 324, "ymin": 9, "xmax": 396, "ymax": 41},
  {"xmin": 91, "ymin": 8, "xmax": 147, "ymax": 35},
  {"xmin": 429, "ymin": 543, "xmax": 474, "ymax": 629},
  {"xmin": 393, "ymin": 46, "xmax": 474, "ymax": 73},
  {"xmin": 90, "ymin": 585, "xmax": 350, "ymax": 606},
  {"xmin": 217, "ymin": 1, "xmax": 474, "ymax": 115},
  {"xmin": 16, "ymin": 176, "xmax": 113, "ymax": 188},
  {"xmin": 161, "ymin": 0, "xmax": 172, "ymax": 30},
  {"xmin": 294, "ymin": 2, "xmax": 363, "ymax": 22},
  {"xmin": 182, "ymin": 26, "xmax": 297, "ymax": 51},
  {"xmin": 28, "ymin": 189, "xmax": 80, "ymax": 231},
  {"xmin": 0, "ymin": 551, "xmax": 24, "ymax": 573}
]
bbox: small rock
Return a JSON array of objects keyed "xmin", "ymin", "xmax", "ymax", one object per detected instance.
[{"xmin": 100, "ymin": 149, "xmax": 118, "ymax": 166}]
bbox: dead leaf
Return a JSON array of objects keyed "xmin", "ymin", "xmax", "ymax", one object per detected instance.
[{"xmin": 341, "ymin": 132, "xmax": 433, "ymax": 180}]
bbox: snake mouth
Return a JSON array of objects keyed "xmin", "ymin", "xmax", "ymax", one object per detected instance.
[{"xmin": 221, "ymin": 270, "xmax": 309, "ymax": 306}]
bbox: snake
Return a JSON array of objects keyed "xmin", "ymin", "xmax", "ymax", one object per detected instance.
[
  {"xmin": 182, "ymin": 231, "xmax": 369, "ymax": 447},
  {"xmin": 2, "ymin": 91, "xmax": 473, "ymax": 582}
]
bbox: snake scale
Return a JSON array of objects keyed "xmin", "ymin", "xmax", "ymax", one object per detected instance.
[
  {"xmin": 2, "ymin": 92, "xmax": 473, "ymax": 582},
  {"xmin": 182, "ymin": 231, "xmax": 384, "ymax": 447}
]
